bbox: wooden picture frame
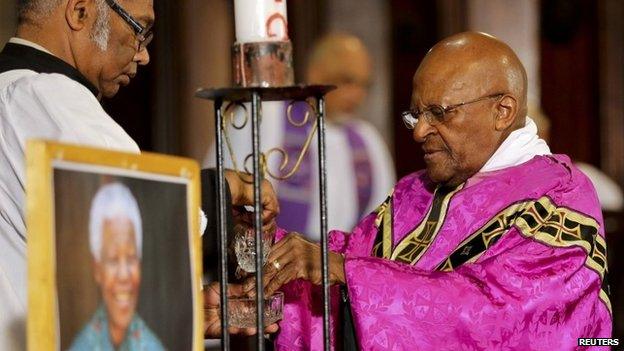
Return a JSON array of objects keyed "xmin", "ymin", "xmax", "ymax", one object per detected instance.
[{"xmin": 26, "ymin": 140, "xmax": 202, "ymax": 350}]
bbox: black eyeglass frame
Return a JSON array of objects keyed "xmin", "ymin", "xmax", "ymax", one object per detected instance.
[
  {"xmin": 104, "ymin": 0, "xmax": 153, "ymax": 51},
  {"xmin": 402, "ymin": 93, "xmax": 505, "ymax": 130}
]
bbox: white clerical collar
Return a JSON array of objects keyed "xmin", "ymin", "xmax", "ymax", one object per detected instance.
[
  {"xmin": 9, "ymin": 37, "xmax": 53, "ymax": 55},
  {"xmin": 479, "ymin": 117, "xmax": 551, "ymax": 173}
]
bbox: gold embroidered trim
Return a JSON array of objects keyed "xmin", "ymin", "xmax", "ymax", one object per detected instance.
[
  {"xmin": 390, "ymin": 184, "xmax": 463, "ymax": 264},
  {"xmin": 372, "ymin": 195, "xmax": 391, "ymax": 258},
  {"xmin": 435, "ymin": 196, "xmax": 610, "ymax": 314}
]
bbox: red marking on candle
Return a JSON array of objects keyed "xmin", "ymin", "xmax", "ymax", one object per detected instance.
[{"xmin": 266, "ymin": 13, "xmax": 288, "ymax": 39}]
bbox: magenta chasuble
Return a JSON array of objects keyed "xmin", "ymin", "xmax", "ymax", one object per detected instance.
[{"xmin": 274, "ymin": 155, "xmax": 611, "ymax": 350}]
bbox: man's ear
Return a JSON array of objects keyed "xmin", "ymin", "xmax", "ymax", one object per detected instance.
[
  {"xmin": 494, "ymin": 95, "xmax": 518, "ymax": 131},
  {"xmin": 65, "ymin": 0, "xmax": 92, "ymax": 31}
]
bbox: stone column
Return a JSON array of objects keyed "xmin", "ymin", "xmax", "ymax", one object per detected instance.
[{"xmin": 467, "ymin": 0, "xmax": 541, "ymax": 108}]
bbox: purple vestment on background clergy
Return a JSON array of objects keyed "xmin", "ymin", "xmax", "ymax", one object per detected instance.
[
  {"xmin": 274, "ymin": 154, "xmax": 611, "ymax": 350},
  {"xmin": 277, "ymin": 102, "xmax": 373, "ymax": 234}
]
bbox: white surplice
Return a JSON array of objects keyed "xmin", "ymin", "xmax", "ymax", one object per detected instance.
[
  {"xmin": 480, "ymin": 117, "xmax": 551, "ymax": 172},
  {"xmin": 0, "ymin": 38, "xmax": 139, "ymax": 350}
]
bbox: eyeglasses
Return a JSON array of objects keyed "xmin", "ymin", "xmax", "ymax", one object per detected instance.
[
  {"xmin": 402, "ymin": 93, "xmax": 504, "ymax": 129},
  {"xmin": 104, "ymin": 0, "xmax": 153, "ymax": 51}
]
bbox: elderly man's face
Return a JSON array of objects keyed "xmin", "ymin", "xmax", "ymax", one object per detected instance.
[
  {"xmin": 411, "ymin": 65, "xmax": 502, "ymax": 187},
  {"xmin": 92, "ymin": 0, "xmax": 154, "ymax": 98},
  {"xmin": 94, "ymin": 216, "xmax": 141, "ymax": 337}
]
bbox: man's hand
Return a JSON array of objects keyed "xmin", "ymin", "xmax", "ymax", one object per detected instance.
[
  {"xmin": 224, "ymin": 170, "xmax": 279, "ymax": 229},
  {"xmin": 204, "ymin": 282, "xmax": 279, "ymax": 338},
  {"xmin": 259, "ymin": 233, "xmax": 346, "ymax": 296}
]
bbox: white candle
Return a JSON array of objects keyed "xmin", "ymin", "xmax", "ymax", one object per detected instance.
[{"xmin": 234, "ymin": 0, "xmax": 289, "ymax": 43}]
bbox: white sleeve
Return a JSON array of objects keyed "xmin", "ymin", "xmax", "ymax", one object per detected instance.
[
  {"xmin": 3, "ymin": 73, "xmax": 139, "ymax": 153},
  {"xmin": 357, "ymin": 121, "xmax": 396, "ymax": 214},
  {"xmin": 0, "ymin": 73, "xmax": 142, "ymax": 351}
]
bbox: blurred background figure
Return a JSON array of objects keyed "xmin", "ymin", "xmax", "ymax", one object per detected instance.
[
  {"xmin": 274, "ymin": 33, "xmax": 395, "ymax": 240},
  {"xmin": 204, "ymin": 33, "xmax": 395, "ymax": 241},
  {"xmin": 530, "ymin": 105, "xmax": 623, "ymax": 212}
]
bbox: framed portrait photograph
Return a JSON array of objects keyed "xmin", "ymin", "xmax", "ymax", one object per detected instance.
[{"xmin": 26, "ymin": 140, "xmax": 202, "ymax": 351}]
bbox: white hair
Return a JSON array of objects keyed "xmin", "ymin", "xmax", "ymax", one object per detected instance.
[
  {"xmin": 90, "ymin": 0, "xmax": 111, "ymax": 51},
  {"xmin": 89, "ymin": 182, "xmax": 143, "ymax": 262},
  {"xmin": 19, "ymin": 0, "xmax": 110, "ymax": 51}
]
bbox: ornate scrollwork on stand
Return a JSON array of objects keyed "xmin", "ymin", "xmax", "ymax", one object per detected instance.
[
  {"xmin": 220, "ymin": 99, "xmax": 318, "ymax": 183},
  {"xmin": 224, "ymin": 102, "xmax": 250, "ymax": 130},
  {"xmin": 220, "ymin": 102, "xmax": 252, "ymax": 183}
]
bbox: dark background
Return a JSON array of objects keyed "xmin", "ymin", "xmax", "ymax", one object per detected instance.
[{"xmin": 106, "ymin": 0, "xmax": 619, "ymax": 180}]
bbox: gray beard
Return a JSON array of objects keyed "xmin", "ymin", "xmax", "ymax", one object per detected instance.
[{"xmin": 90, "ymin": 0, "xmax": 110, "ymax": 51}]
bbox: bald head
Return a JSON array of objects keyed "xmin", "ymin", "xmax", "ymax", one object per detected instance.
[
  {"xmin": 415, "ymin": 32, "xmax": 528, "ymax": 127},
  {"xmin": 306, "ymin": 33, "xmax": 372, "ymax": 118},
  {"xmin": 410, "ymin": 32, "xmax": 530, "ymax": 186}
]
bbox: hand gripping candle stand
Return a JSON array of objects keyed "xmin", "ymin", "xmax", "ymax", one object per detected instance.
[{"xmin": 195, "ymin": 1, "xmax": 335, "ymax": 350}]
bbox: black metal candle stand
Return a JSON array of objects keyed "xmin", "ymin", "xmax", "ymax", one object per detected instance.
[{"xmin": 196, "ymin": 85, "xmax": 335, "ymax": 351}]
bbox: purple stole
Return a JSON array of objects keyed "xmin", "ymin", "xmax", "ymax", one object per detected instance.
[
  {"xmin": 276, "ymin": 102, "xmax": 373, "ymax": 233},
  {"xmin": 345, "ymin": 121, "xmax": 374, "ymax": 218}
]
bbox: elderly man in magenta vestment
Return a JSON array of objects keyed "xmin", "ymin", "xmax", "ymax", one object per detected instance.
[{"xmin": 258, "ymin": 31, "xmax": 611, "ymax": 350}]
